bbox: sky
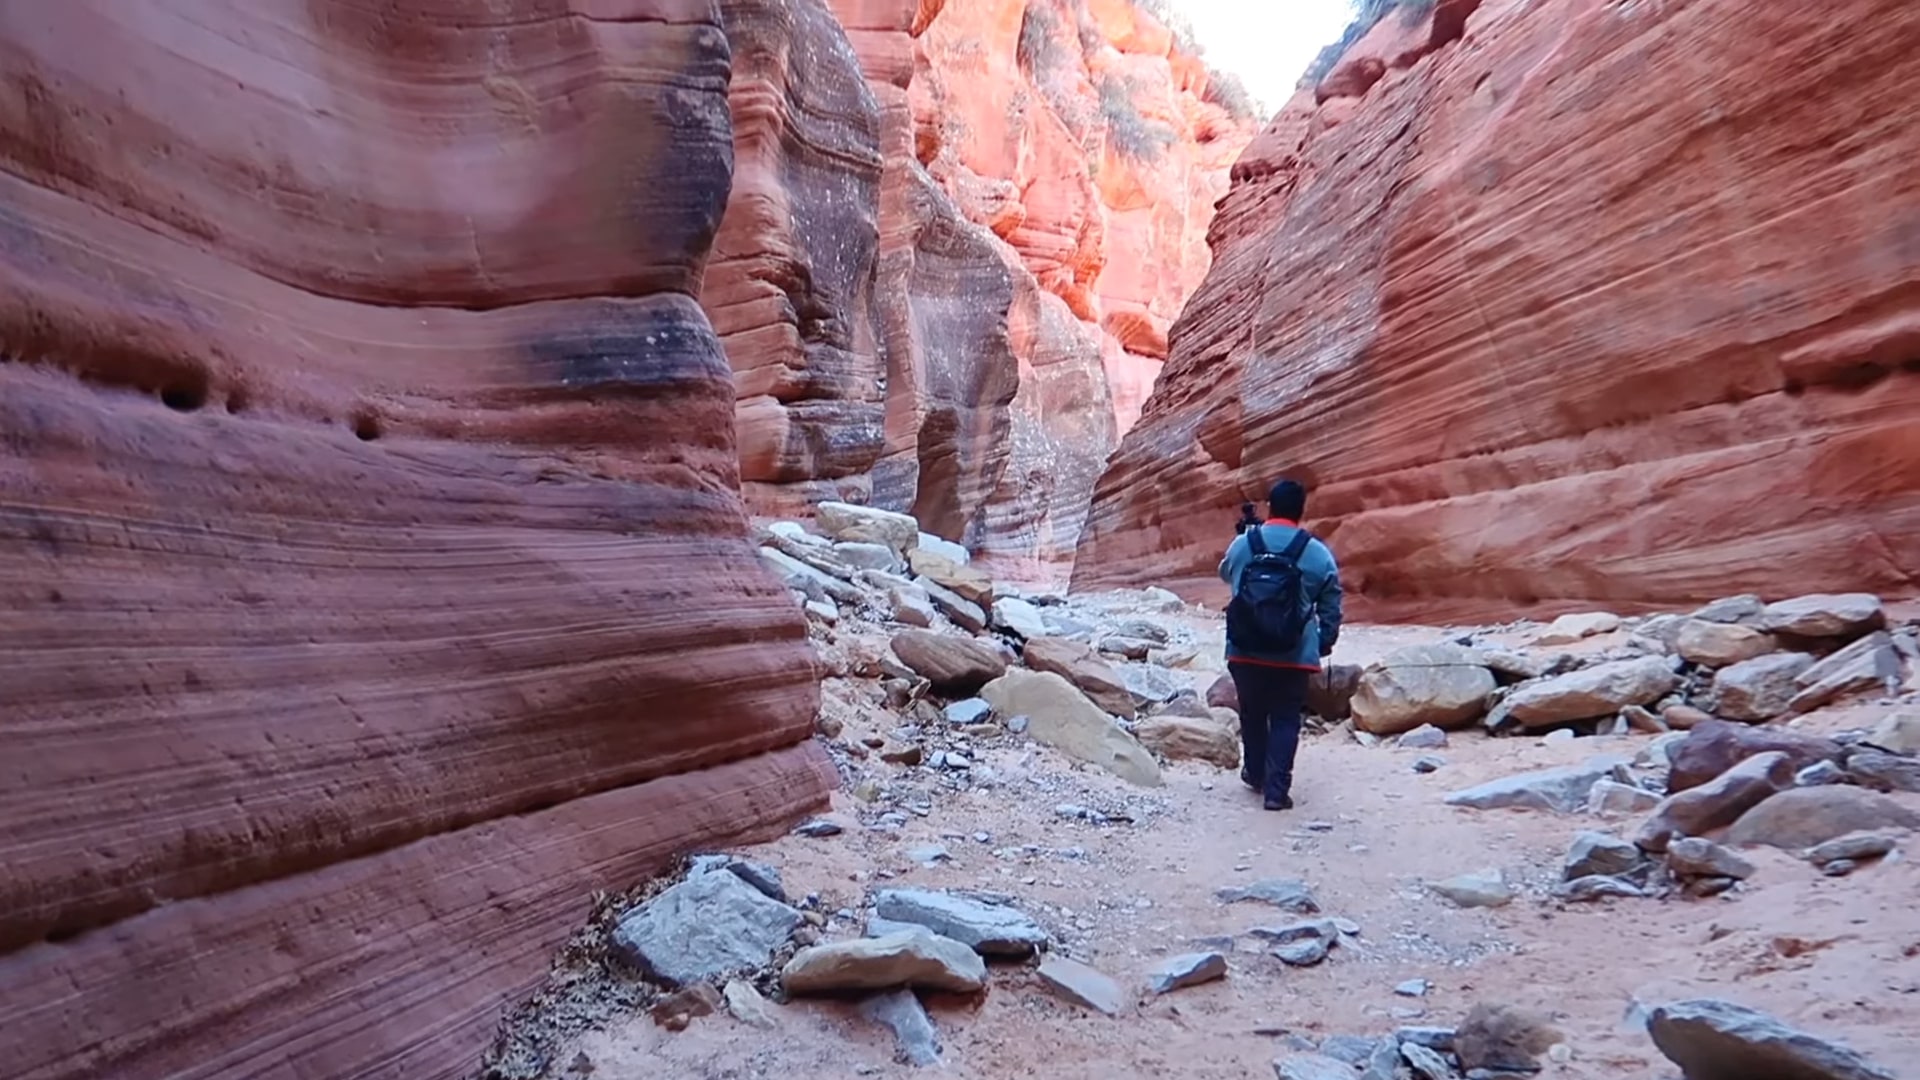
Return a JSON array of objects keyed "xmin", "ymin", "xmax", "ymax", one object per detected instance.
[{"xmin": 1174, "ymin": 0, "xmax": 1355, "ymax": 112}]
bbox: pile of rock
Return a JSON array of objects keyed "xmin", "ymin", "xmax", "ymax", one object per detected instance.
[
  {"xmin": 1344, "ymin": 593, "xmax": 1915, "ymax": 742},
  {"xmin": 1275, "ymin": 1002, "xmax": 1564, "ymax": 1080},
  {"xmin": 757, "ymin": 503, "xmax": 1249, "ymax": 788}
]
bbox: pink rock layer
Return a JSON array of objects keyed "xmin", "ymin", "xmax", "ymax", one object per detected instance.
[
  {"xmin": 1074, "ymin": 0, "xmax": 1920, "ymax": 621},
  {"xmin": 0, "ymin": 2, "xmax": 830, "ymax": 1076},
  {"xmin": 713, "ymin": 0, "xmax": 1255, "ymax": 576}
]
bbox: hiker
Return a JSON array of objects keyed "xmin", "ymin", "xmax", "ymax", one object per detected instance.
[{"xmin": 1217, "ymin": 478, "xmax": 1344, "ymax": 811}]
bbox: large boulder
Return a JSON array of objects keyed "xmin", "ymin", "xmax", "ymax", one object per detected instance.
[
  {"xmin": 1725, "ymin": 786, "xmax": 1920, "ymax": 850},
  {"xmin": 1711, "ymin": 652, "xmax": 1816, "ymax": 721},
  {"xmin": 1530, "ymin": 611, "xmax": 1621, "ymax": 646},
  {"xmin": 815, "ymin": 501, "xmax": 919, "ymax": 556},
  {"xmin": 1636, "ymin": 751, "xmax": 1796, "ymax": 853},
  {"xmin": 1307, "ymin": 663, "xmax": 1364, "ymax": 721},
  {"xmin": 1136, "ymin": 715, "xmax": 1240, "ymax": 770},
  {"xmin": 1757, "ymin": 593, "xmax": 1886, "ymax": 639},
  {"xmin": 1022, "ymin": 637, "xmax": 1136, "ymax": 719},
  {"xmin": 980, "ymin": 669, "xmax": 1163, "ymax": 786},
  {"xmin": 611, "ymin": 869, "xmax": 804, "ymax": 987},
  {"xmin": 1867, "ymin": 712, "xmax": 1920, "ymax": 755},
  {"xmin": 991, "ymin": 597, "xmax": 1048, "ymax": 640},
  {"xmin": 889, "ymin": 631, "xmax": 1008, "ymax": 695},
  {"xmin": 1666, "ymin": 719, "xmax": 1842, "ymax": 794},
  {"xmin": 1349, "ymin": 644, "xmax": 1497, "ymax": 735},
  {"xmin": 1488, "ymin": 656, "xmax": 1679, "ymax": 729},
  {"xmin": 907, "ymin": 548, "xmax": 995, "ymax": 608},
  {"xmin": 1648, "ymin": 999, "xmax": 1895, "ymax": 1080},
  {"xmin": 1674, "ymin": 619, "xmax": 1779, "ymax": 667}
]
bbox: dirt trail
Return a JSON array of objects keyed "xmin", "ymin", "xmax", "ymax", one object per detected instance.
[{"xmin": 544, "ymin": 612, "xmax": 1920, "ymax": 1080}]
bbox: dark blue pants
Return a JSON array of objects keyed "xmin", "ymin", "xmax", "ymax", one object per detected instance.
[{"xmin": 1229, "ymin": 663, "xmax": 1310, "ymax": 803}]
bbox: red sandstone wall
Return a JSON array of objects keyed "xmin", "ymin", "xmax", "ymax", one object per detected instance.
[
  {"xmin": 0, "ymin": 3, "xmax": 832, "ymax": 1077},
  {"xmin": 1073, "ymin": 0, "xmax": 1920, "ymax": 621}
]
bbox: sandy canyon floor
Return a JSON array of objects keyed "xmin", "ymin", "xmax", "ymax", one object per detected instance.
[{"xmin": 522, "ymin": 611, "xmax": 1920, "ymax": 1080}]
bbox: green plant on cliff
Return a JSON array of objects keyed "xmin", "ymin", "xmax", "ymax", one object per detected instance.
[
  {"xmin": 1204, "ymin": 69, "xmax": 1261, "ymax": 121},
  {"xmin": 1099, "ymin": 75, "xmax": 1177, "ymax": 162},
  {"xmin": 1302, "ymin": 0, "xmax": 1439, "ymax": 85}
]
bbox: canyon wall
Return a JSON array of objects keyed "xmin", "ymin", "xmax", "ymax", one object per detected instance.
[
  {"xmin": 714, "ymin": 0, "xmax": 1254, "ymax": 578},
  {"xmin": 1075, "ymin": 0, "xmax": 1920, "ymax": 621},
  {"xmin": 0, "ymin": 3, "xmax": 832, "ymax": 1078}
]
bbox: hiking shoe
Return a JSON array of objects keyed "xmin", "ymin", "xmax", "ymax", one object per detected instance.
[
  {"xmin": 1240, "ymin": 768, "xmax": 1263, "ymax": 791},
  {"xmin": 1262, "ymin": 795, "xmax": 1294, "ymax": 812}
]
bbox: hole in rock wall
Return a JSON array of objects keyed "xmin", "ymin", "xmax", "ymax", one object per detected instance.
[{"xmin": 352, "ymin": 411, "xmax": 383, "ymax": 442}]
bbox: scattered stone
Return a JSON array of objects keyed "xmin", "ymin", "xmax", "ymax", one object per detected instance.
[
  {"xmin": 1798, "ymin": 760, "xmax": 1848, "ymax": 787},
  {"xmin": 1099, "ymin": 635, "xmax": 1155, "ymax": 661},
  {"xmin": 880, "ymin": 743, "xmax": 924, "ymax": 766},
  {"xmin": 1307, "ymin": 663, "xmax": 1365, "ymax": 721},
  {"xmin": 1636, "ymin": 751, "xmax": 1795, "ymax": 853},
  {"xmin": 1401, "ymin": 1041, "xmax": 1458, "ymax": 1080},
  {"xmin": 1693, "ymin": 594, "xmax": 1766, "ymax": 625},
  {"xmin": 1675, "ymin": 619, "xmax": 1779, "ymax": 667},
  {"xmin": 871, "ymin": 888, "xmax": 1049, "ymax": 957},
  {"xmin": 815, "ymin": 501, "xmax": 919, "ymax": 555},
  {"xmin": 1454, "ymin": 1003, "xmax": 1562, "ymax": 1073},
  {"xmin": 1023, "ymin": 636, "xmax": 1137, "ymax": 718},
  {"xmin": 1429, "ymin": 870, "xmax": 1513, "ymax": 909},
  {"xmin": 688, "ymin": 855, "xmax": 786, "ymax": 902},
  {"xmin": 889, "ymin": 630, "xmax": 1008, "ymax": 696},
  {"xmin": 862, "ymin": 988, "xmax": 942, "ymax": 1067},
  {"xmin": 1413, "ymin": 755, "xmax": 1447, "ymax": 774},
  {"xmin": 782, "ymin": 931, "xmax": 987, "ymax": 995},
  {"xmin": 722, "ymin": 979, "xmax": 778, "ymax": 1028},
  {"xmin": 1395, "ymin": 979, "xmax": 1431, "ymax": 998},
  {"xmin": 1638, "ymin": 729, "xmax": 1692, "ymax": 768},
  {"xmin": 1274, "ymin": 1055, "xmax": 1360, "ymax": 1080},
  {"xmin": 1006, "ymin": 714, "xmax": 1030, "ymax": 734},
  {"xmin": 1361, "ymin": 1042, "xmax": 1408, "ymax": 1080},
  {"xmin": 1554, "ymin": 875, "xmax": 1647, "ymax": 902},
  {"xmin": 1711, "ymin": 652, "xmax": 1816, "ymax": 721},
  {"xmin": 906, "ymin": 548, "xmax": 994, "ymax": 607},
  {"xmin": 1843, "ymin": 748, "xmax": 1920, "ymax": 794},
  {"xmin": 1147, "ymin": 951, "xmax": 1228, "ymax": 994},
  {"xmin": 1867, "ymin": 711, "xmax": 1920, "ymax": 755},
  {"xmin": 981, "ymin": 669, "xmax": 1162, "ymax": 785},
  {"xmin": 1532, "ymin": 611, "xmax": 1622, "ymax": 646},
  {"xmin": 1398, "ymin": 724, "xmax": 1450, "ymax": 749},
  {"xmin": 1350, "ymin": 644, "xmax": 1498, "ymax": 735},
  {"xmin": 1756, "ymin": 593, "xmax": 1886, "ymax": 639},
  {"xmin": 1663, "ymin": 703, "xmax": 1714, "ymax": 730},
  {"xmin": 1137, "ymin": 714, "xmax": 1241, "ymax": 769},
  {"xmin": 1804, "ymin": 830, "xmax": 1901, "ymax": 867},
  {"xmin": 611, "ymin": 869, "xmax": 804, "ymax": 987},
  {"xmin": 1647, "ymin": 998, "xmax": 1895, "ymax": 1080},
  {"xmin": 904, "ymin": 844, "xmax": 951, "ymax": 867},
  {"xmin": 1725, "ymin": 785, "xmax": 1920, "ymax": 850},
  {"xmin": 1206, "ymin": 672, "xmax": 1239, "ymax": 711},
  {"xmin": 1444, "ymin": 756, "xmax": 1630, "ymax": 814},
  {"xmin": 1667, "ymin": 719, "xmax": 1842, "ymax": 793},
  {"xmin": 1037, "ymin": 956, "xmax": 1128, "ymax": 1015},
  {"xmin": 650, "ymin": 982, "xmax": 722, "ymax": 1029},
  {"xmin": 1621, "ymin": 703, "xmax": 1669, "ymax": 733},
  {"xmin": 941, "ymin": 699, "xmax": 991, "ymax": 727},
  {"xmin": 1667, "ymin": 837, "xmax": 1756, "ymax": 880},
  {"xmin": 1315, "ymin": 1035, "xmax": 1380, "ymax": 1066},
  {"xmin": 1587, "ymin": 779, "xmax": 1662, "ymax": 815},
  {"xmin": 1788, "ymin": 632, "xmax": 1894, "ymax": 713},
  {"xmin": 1397, "ymin": 1026, "xmax": 1458, "ymax": 1051},
  {"xmin": 1488, "ymin": 656, "xmax": 1679, "ymax": 730},
  {"xmin": 833, "ymin": 541, "xmax": 903, "ymax": 574},
  {"xmin": 794, "ymin": 817, "xmax": 844, "ymax": 838},
  {"xmin": 804, "ymin": 598, "xmax": 839, "ymax": 623},
  {"xmin": 920, "ymin": 577, "xmax": 988, "ymax": 632},
  {"xmin": 1540, "ymin": 728, "xmax": 1577, "ymax": 746},
  {"xmin": 991, "ymin": 597, "xmax": 1048, "ymax": 640},
  {"xmin": 1116, "ymin": 661, "xmax": 1184, "ymax": 710},
  {"xmin": 1822, "ymin": 859, "xmax": 1860, "ymax": 877},
  {"xmin": 1564, "ymin": 831, "xmax": 1646, "ymax": 881},
  {"xmin": 1216, "ymin": 878, "xmax": 1321, "ymax": 913},
  {"xmin": 759, "ymin": 547, "xmax": 863, "ymax": 605}
]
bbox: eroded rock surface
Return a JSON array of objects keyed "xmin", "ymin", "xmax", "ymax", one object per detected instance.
[
  {"xmin": 1073, "ymin": 0, "xmax": 1920, "ymax": 619},
  {"xmin": 0, "ymin": 4, "xmax": 832, "ymax": 1077}
]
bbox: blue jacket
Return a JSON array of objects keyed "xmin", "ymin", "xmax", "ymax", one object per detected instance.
[{"xmin": 1217, "ymin": 521, "xmax": 1344, "ymax": 671}]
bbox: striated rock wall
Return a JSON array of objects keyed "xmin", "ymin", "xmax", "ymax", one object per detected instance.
[
  {"xmin": 1075, "ymin": 0, "xmax": 1920, "ymax": 621},
  {"xmin": 0, "ymin": 3, "xmax": 832, "ymax": 1078},
  {"xmin": 711, "ymin": 0, "xmax": 1254, "ymax": 577}
]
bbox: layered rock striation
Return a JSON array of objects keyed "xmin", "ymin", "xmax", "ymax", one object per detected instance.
[
  {"xmin": 0, "ymin": 3, "xmax": 831, "ymax": 1077},
  {"xmin": 712, "ymin": 0, "xmax": 1254, "ymax": 575},
  {"xmin": 1074, "ymin": 0, "xmax": 1920, "ymax": 620}
]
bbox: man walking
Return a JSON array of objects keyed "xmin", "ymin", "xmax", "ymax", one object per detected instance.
[{"xmin": 1217, "ymin": 478, "xmax": 1344, "ymax": 811}]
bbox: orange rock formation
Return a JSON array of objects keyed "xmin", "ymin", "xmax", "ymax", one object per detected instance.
[{"xmin": 1075, "ymin": 0, "xmax": 1920, "ymax": 621}]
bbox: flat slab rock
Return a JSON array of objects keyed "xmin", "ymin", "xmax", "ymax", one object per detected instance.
[
  {"xmin": 1147, "ymin": 951, "xmax": 1227, "ymax": 994},
  {"xmin": 1274, "ymin": 1054, "xmax": 1361, "ymax": 1080},
  {"xmin": 781, "ymin": 931, "xmax": 986, "ymax": 995},
  {"xmin": 1036, "ymin": 956, "xmax": 1129, "ymax": 1015},
  {"xmin": 1444, "ymin": 756, "xmax": 1630, "ymax": 814},
  {"xmin": 862, "ymin": 988, "xmax": 942, "ymax": 1067},
  {"xmin": 1648, "ymin": 999, "xmax": 1895, "ymax": 1080},
  {"xmin": 871, "ymin": 888, "xmax": 1048, "ymax": 957},
  {"xmin": 611, "ymin": 867, "xmax": 803, "ymax": 987},
  {"xmin": 1216, "ymin": 878, "xmax": 1321, "ymax": 913}
]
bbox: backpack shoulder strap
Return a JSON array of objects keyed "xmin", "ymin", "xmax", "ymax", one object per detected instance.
[
  {"xmin": 1282, "ymin": 528, "xmax": 1312, "ymax": 560},
  {"xmin": 1246, "ymin": 526, "xmax": 1269, "ymax": 556}
]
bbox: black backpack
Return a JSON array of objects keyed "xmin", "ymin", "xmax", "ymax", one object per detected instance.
[{"xmin": 1226, "ymin": 526, "xmax": 1314, "ymax": 653}]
